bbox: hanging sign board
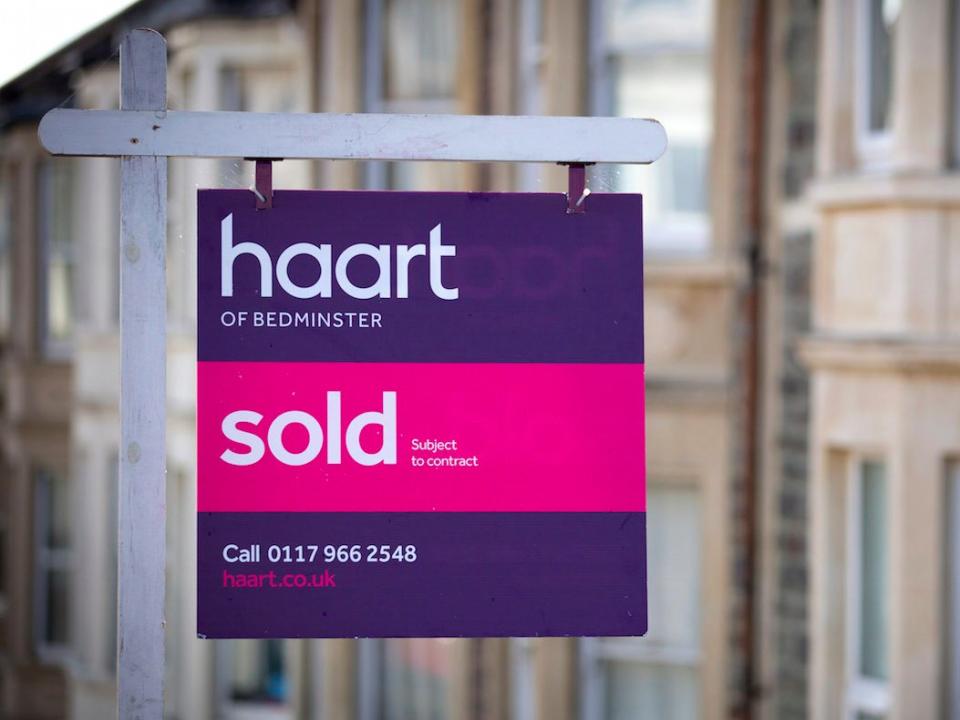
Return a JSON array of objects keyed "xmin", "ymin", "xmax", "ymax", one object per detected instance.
[{"xmin": 196, "ymin": 189, "xmax": 647, "ymax": 638}]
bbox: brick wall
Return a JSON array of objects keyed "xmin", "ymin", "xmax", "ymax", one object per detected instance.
[
  {"xmin": 772, "ymin": 0, "xmax": 818, "ymax": 717},
  {"xmin": 774, "ymin": 230, "xmax": 812, "ymax": 720}
]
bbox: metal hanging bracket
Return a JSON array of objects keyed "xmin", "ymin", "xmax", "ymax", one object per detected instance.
[
  {"xmin": 562, "ymin": 162, "xmax": 593, "ymax": 214},
  {"xmin": 246, "ymin": 158, "xmax": 282, "ymax": 209}
]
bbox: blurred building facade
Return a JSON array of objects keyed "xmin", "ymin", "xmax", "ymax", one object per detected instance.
[{"xmin": 0, "ymin": 0, "xmax": 957, "ymax": 719}]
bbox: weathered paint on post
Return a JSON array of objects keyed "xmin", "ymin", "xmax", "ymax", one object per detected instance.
[
  {"xmin": 38, "ymin": 109, "xmax": 668, "ymax": 164},
  {"xmin": 118, "ymin": 28, "xmax": 167, "ymax": 720}
]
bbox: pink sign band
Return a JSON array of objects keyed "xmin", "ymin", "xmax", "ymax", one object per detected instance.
[{"xmin": 198, "ymin": 361, "xmax": 646, "ymax": 513}]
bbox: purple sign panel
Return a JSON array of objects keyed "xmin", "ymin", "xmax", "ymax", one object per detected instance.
[{"xmin": 197, "ymin": 189, "xmax": 646, "ymax": 637}]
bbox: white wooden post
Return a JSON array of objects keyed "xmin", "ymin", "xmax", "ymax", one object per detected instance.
[{"xmin": 117, "ymin": 29, "xmax": 167, "ymax": 720}]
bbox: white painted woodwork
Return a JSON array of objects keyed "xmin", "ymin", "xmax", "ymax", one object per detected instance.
[
  {"xmin": 117, "ymin": 28, "xmax": 167, "ymax": 720},
  {"xmin": 39, "ymin": 109, "xmax": 667, "ymax": 164}
]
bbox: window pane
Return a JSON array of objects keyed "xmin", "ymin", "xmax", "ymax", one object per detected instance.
[
  {"xmin": 946, "ymin": 461, "xmax": 960, "ymax": 719},
  {"xmin": 601, "ymin": 2, "xmax": 713, "ymax": 254},
  {"xmin": 386, "ymin": 161, "xmax": 465, "ymax": 191},
  {"xmin": 39, "ymin": 158, "xmax": 75, "ymax": 349},
  {"xmin": 0, "ymin": 521, "xmax": 6, "ymax": 600},
  {"xmin": 669, "ymin": 144, "xmax": 709, "ymax": 214},
  {"xmin": 44, "ymin": 567, "xmax": 70, "ymax": 646},
  {"xmin": 384, "ymin": 0, "xmax": 461, "ymax": 102},
  {"xmin": 867, "ymin": 0, "xmax": 899, "ymax": 132},
  {"xmin": 859, "ymin": 460, "xmax": 889, "ymax": 680},
  {"xmin": 38, "ymin": 469, "xmax": 70, "ymax": 550},
  {"xmin": 645, "ymin": 486, "xmax": 701, "ymax": 649},
  {"xmin": 511, "ymin": 638, "xmax": 537, "ymax": 720},
  {"xmin": 856, "ymin": 713, "xmax": 885, "ymax": 720},
  {"xmin": 601, "ymin": 661, "xmax": 699, "ymax": 720},
  {"xmin": 378, "ymin": 0, "xmax": 463, "ymax": 191},
  {"xmin": 34, "ymin": 468, "xmax": 71, "ymax": 651},
  {"xmin": 231, "ymin": 639, "xmax": 287, "ymax": 702},
  {"xmin": 597, "ymin": 486, "xmax": 701, "ymax": 719},
  {"xmin": 381, "ymin": 638, "xmax": 452, "ymax": 720},
  {"xmin": 0, "ymin": 165, "xmax": 12, "ymax": 339}
]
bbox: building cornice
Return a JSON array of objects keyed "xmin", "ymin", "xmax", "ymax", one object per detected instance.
[
  {"xmin": 644, "ymin": 256, "xmax": 741, "ymax": 286},
  {"xmin": 799, "ymin": 333, "xmax": 960, "ymax": 375},
  {"xmin": 809, "ymin": 172, "xmax": 960, "ymax": 211}
]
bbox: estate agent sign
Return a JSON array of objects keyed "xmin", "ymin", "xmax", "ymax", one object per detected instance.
[
  {"xmin": 196, "ymin": 189, "xmax": 647, "ymax": 638},
  {"xmin": 40, "ymin": 27, "xmax": 665, "ymax": 714}
]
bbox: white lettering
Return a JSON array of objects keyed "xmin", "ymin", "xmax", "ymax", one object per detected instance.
[
  {"xmin": 277, "ymin": 243, "xmax": 332, "ymax": 298},
  {"xmin": 219, "ymin": 393, "xmax": 397, "ymax": 467},
  {"xmin": 219, "ymin": 215, "xmax": 458, "ymax": 300},
  {"xmin": 267, "ymin": 411, "xmax": 324, "ymax": 466},
  {"xmin": 345, "ymin": 392, "xmax": 397, "ymax": 466},
  {"xmin": 221, "ymin": 214, "xmax": 273, "ymax": 297},
  {"xmin": 429, "ymin": 224, "xmax": 458, "ymax": 300},
  {"xmin": 335, "ymin": 243, "xmax": 391, "ymax": 299},
  {"xmin": 220, "ymin": 410, "xmax": 265, "ymax": 465}
]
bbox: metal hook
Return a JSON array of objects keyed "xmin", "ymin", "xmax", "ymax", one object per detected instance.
[
  {"xmin": 564, "ymin": 163, "xmax": 592, "ymax": 214},
  {"xmin": 246, "ymin": 158, "xmax": 281, "ymax": 210}
]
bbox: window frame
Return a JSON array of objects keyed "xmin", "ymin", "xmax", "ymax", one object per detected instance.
[
  {"xmin": 362, "ymin": 0, "xmax": 466, "ymax": 191},
  {"xmin": 854, "ymin": 0, "xmax": 897, "ymax": 170},
  {"xmin": 217, "ymin": 638, "xmax": 293, "ymax": 719},
  {"xmin": 586, "ymin": 0, "xmax": 714, "ymax": 257},
  {"xmin": 844, "ymin": 455, "xmax": 891, "ymax": 720},
  {"xmin": 33, "ymin": 467, "xmax": 73, "ymax": 663},
  {"xmin": 510, "ymin": 637, "xmax": 537, "ymax": 720},
  {"xmin": 357, "ymin": 637, "xmax": 458, "ymax": 720},
  {"xmin": 579, "ymin": 483, "xmax": 703, "ymax": 720},
  {"xmin": 0, "ymin": 160, "xmax": 13, "ymax": 343},
  {"xmin": 952, "ymin": 0, "xmax": 960, "ymax": 167},
  {"xmin": 35, "ymin": 157, "xmax": 76, "ymax": 360},
  {"xmin": 515, "ymin": 0, "xmax": 549, "ymax": 191},
  {"xmin": 944, "ymin": 459, "xmax": 960, "ymax": 719}
]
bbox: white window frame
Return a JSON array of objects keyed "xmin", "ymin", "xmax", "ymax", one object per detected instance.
[
  {"xmin": 357, "ymin": 637, "xmax": 457, "ymax": 720},
  {"xmin": 516, "ymin": 0, "xmax": 548, "ymax": 191},
  {"xmin": 587, "ymin": 0, "xmax": 713, "ymax": 257},
  {"xmin": 35, "ymin": 157, "xmax": 76, "ymax": 360},
  {"xmin": 0, "ymin": 160, "xmax": 13, "ymax": 342},
  {"xmin": 33, "ymin": 467, "xmax": 72, "ymax": 663},
  {"xmin": 580, "ymin": 636, "xmax": 701, "ymax": 720},
  {"xmin": 363, "ymin": 0, "xmax": 463, "ymax": 191},
  {"xmin": 844, "ymin": 455, "xmax": 891, "ymax": 720},
  {"xmin": 855, "ymin": 0, "xmax": 897, "ymax": 170},
  {"xmin": 510, "ymin": 637, "xmax": 537, "ymax": 720},
  {"xmin": 579, "ymin": 483, "xmax": 703, "ymax": 720}
]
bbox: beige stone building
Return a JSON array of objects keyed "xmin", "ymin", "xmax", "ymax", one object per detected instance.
[{"xmin": 1, "ymin": 0, "xmax": 958, "ymax": 719}]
